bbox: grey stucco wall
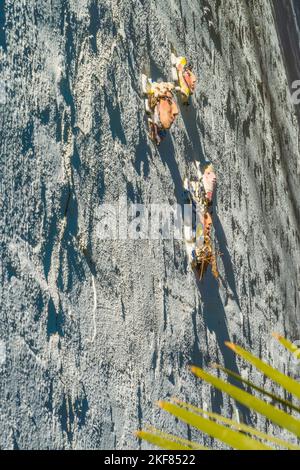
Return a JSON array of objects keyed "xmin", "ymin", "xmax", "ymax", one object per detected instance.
[{"xmin": 0, "ymin": 0, "xmax": 299, "ymax": 449}]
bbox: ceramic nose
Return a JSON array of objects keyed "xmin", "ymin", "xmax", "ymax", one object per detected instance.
[{"xmin": 172, "ymin": 102, "xmax": 179, "ymax": 117}]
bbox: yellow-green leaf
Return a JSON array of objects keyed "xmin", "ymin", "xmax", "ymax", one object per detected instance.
[
  {"xmin": 158, "ymin": 401, "xmax": 272, "ymax": 450},
  {"xmin": 191, "ymin": 367, "xmax": 300, "ymax": 437},
  {"xmin": 212, "ymin": 363, "xmax": 300, "ymax": 413},
  {"xmin": 143, "ymin": 426, "xmax": 208, "ymax": 450},
  {"xmin": 172, "ymin": 398, "xmax": 300, "ymax": 450},
  {"xmin": 225, "ymin": 342, "xmax": 300, "ymax": 400},
  {"xmin": 273, "ymin": 333, "xmax": 300, "ymax": 360},
  {"xmin": 135, "ymin": 430, "xmax": 206, "ymax": 450}
]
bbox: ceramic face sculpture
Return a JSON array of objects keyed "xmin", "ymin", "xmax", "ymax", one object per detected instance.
[{"xmin": 202, "ymin": 164, "xmax": 217, "ymax": 202}]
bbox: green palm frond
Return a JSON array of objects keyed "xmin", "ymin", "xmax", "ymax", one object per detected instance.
[
  {"xmin": 191, "ymin": 366, "xmax": 300, "ymax": 437},
  {"xmin": 136, "ymin": 335, "xmax": 300, "ymax": 450},
  {"xmin": 212, "ymin": 363, "xmax": 300, "ymax": 413},
  {"xmin": 158, "ymin": 400, "xmax": 272, "ymax": 450},
  {"xmin": 172, "ymin": 398, "xmax": 300, "ymax": 450},
  {"xmin": 272, "ymin": 333, "xmax": 300, "ymax": 360},
  {"xmin": 135, "ymin": 427, "xmax": 207, "ymax": 450},
  {"xmin": 225, "ymin": 342, "xmax": 300, "ymax": 400}
]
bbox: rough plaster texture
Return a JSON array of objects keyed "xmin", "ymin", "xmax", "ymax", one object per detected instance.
[{"xmin": 0, "ymin": 0, "xmax": 299, "ymax": 450}]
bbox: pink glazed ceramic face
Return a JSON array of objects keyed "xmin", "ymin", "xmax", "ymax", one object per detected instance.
[
  {"xmin": 183, "ymin": 68, "xmax": 196, "ymax": 93},
  {"xmin": 158, "ymin": 92, "xmax": 179, "ymax": 129},
  {"xmin": 202, "ymin": 165, "xmax": 216, "ymax": 201},
  {"xmin": 177, "ymin": 63, "xmax": 197, "ymax": 93}
]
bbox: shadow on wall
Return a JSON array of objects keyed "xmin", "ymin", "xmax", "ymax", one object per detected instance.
[
  {"xmin": 179, "ymin": 100, "xmax": 206, "ymax": 165},
  {"xmin": 195, "ymin": 172, "xmax": 246, "ymax": 419},
  {"xmin": 0, "ymin": 1, "xmax": 7, "ymax": 52},
  {"xmin": 104, "ymin": 82, "xmax": 127, "ymax": 146},
  {"xmin": 153, "ymin": 91, "xmax": 252, "ymax": 421},
  {"xmin": 213, "ymin": 206, "xmax": 241, "ymax": 310},
  {"xmin": 197, "ymin": 272, "xmax": 251, "ymax": 423},
  {"xmin": 130, "ymin": 44, "xmax": 251, "ymax": 422},
  {"xmin": 178, "ymin": 106, "xmax": 247, "ymax": 420},
  {"xmin": 134, "ymin": 128, "xmax": 151, "ymax": 178},
  {"xmin": 157, "ymin": 134, "xmax": 185, "ymax": 204},
  {"xmin": 58, "ymin": 389, "xmax": 89, "ymax": 445}
]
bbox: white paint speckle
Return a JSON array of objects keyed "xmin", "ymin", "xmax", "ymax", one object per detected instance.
[
  {"xmin": 0, "ymin": 81, "xmax": 6, "ymax": 105},
  {"xmin": 0, "ymin": 341, "xmax": 6, "ymax": 366}
]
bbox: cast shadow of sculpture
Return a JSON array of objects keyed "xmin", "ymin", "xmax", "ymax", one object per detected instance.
[
  {"xmin": 178, "ymin": 104, "xmax": 249, "ymax": 421},
  {"xmin": 179, "ymin": 100, "xmax": 206, "ymax": 166},
  {"xmin": 196, "ymin": 270, "xmax": 251, "ymax": 423},
  {"xmin": 137, "ymin": 54, "xmax": 251, "ymax": 422},
  {"xmin": 157, "ymin": 131, "xmax": 251, "ymax": 423},
  {"xmin": 157, "ymin": 132, "xmax": 185, "ymax": 204},
  {"xmin": 213, "ymin": 199, "xmax": 241, "ymax": 311},
  {"xmin": 134, "ymin": 123, "xmax": 152, "ymax": 178}
]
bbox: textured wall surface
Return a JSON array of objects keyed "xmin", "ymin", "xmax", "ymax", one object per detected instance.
[{"xmin": 0, "ymin": 0, "xmax": 299, "ymax": 449}]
